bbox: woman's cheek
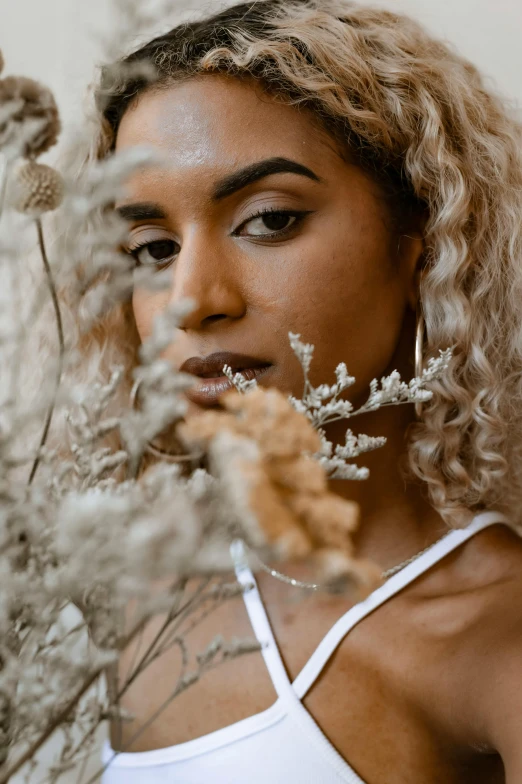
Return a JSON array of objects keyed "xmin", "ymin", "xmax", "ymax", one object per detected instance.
[{"xmin": 132, "ymin": 289, "xmax": 168, "ymax": 342}]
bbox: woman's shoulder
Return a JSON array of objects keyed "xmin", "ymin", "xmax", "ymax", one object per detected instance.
[
  {"xmin": 455, "ymin": 521, "xmax": 522, "ymax": 678},
  {"xmin": 447, "ymin": 520, "xmax": 522, "ymax": 629},
  {"xmin": 413, "ymin": 521, "xmax": 522, "ymax": 652},
  {"xmin": 451, "ymin": 521, "xmax": 522, "ymax": 769},
  {"xmin": 406, "ymin": 521, "xmax": 522, "ymax": 750}
]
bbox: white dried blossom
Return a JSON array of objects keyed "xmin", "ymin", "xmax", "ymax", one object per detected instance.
[
  {"xmin": 119, "ymin": 302, "xmax": 197, "ymax": 477},
  {"xmin": 289, "ymin": 331, "xmax": 314, "ymax": 377},
  {"xmin": 138, "ymin": 298, "xmax": 195, "ymax": 365},
  {"xmin": 69, "ymin": 146, "xmax": 161, "ymax": 219},
  {"xmin": 335, "ymin": 362, "xmax": 356, "ymax": 390},
  {"xmin": 230, "ymin": 331, "xmax": 453, "ymax": 481},
  {"xmin": 315, "ymin": 455, "xmax": 370, "ymax": 481},
  {"xmin": 223, "ymin": 363, "xmax": 259, "ymax": 394}
]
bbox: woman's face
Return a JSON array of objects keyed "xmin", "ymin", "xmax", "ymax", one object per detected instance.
[{"xmin": 115, "ymin": 75, "xmax": 422, "ymax": 414}]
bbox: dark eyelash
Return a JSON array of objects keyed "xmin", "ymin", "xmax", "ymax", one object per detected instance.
[
  {"xmin": 127, "ymin": 239, "xmax": 154, "ymax": 256},
  {"xmin": 126, "ymin": 239, "xmax": 177, "ymax": 266},
  {"xmin": 126, "ymin": 207, "xmax": 310, "ymax": 261},
  {"xmin": 234, "ymin": 207, "xmax": 310, "ymax": 237}
]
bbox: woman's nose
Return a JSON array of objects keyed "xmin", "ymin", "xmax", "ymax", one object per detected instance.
[{"xmin": 169, "ymin": 237, "xmax": 246, "ymax": 331}]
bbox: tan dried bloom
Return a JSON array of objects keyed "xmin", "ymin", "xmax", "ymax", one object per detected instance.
[
  {"xmin": 0, "ymin": 50, "xmax": 4, "ymax": 76},
  {"xmin": 0, "ymin": 76, "xmax": 61, "ymax": 157},
  {"xmin": 11, "ymin": 160, "xmax": 64, "ymax": 216},
  {"xmin": 181, "ymin": 387, "xmax": 382, "ymax": 593},
  {"xmin": 221, "ymin": 432, "xmax": 315, "ymax": 557},
  {"xmin": 184, "ymin": 387, "xmax": 322, "ymax": 458}
]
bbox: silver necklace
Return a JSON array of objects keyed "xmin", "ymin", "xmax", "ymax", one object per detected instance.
[
  {"xmin": 380, "ymin": 532, "xmax": 452, "ymax": 579},
  {"xmin": 239, "ymin": 532, "xmax": 452, "ymax": 591}
]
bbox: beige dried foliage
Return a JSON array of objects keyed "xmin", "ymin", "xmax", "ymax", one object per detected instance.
[
  {"xmin": 0, "ymin": 75, "xmax": 61, "ymax": 158},
  {"xmin": 181, "ymin": 387, "xmax": 382, "ymax": 594}
]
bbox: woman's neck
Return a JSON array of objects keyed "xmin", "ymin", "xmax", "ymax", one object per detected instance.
[{"xmin": 327, "ymin": 398, "xmax": 450, "ymax": 575}]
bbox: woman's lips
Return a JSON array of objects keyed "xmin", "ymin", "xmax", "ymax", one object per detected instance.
[
  {"xmin": 180, "ymin": 352, "xmax": 273, "ymax": 408},
  {"xmin": 186, "ymin": 365, "xmax": 272, "ymax": 407}
]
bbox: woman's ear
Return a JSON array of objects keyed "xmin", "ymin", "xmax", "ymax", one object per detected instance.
[
  {"xmin": 397, "ymin": 233, "xmax": 425, "ymax": 311},
  {"xmin": 396, "ymin": 204, "xmax": 428, "ymax": 311},
  {"xmin": 409, "ymin": 257, "xmax": 427, "ymax": 312}
]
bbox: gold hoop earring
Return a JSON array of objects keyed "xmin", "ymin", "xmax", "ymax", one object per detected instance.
[
  {"xmin": 130, "ymin": 379, "xmax": 198, "ymax": 464},
  {"xmin": 414, "ymin": 300, "xmax": 425, "ymax": 421}
]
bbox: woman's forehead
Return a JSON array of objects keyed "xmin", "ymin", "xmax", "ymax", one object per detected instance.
[{"xmin": 115, "ymin": 74, "xmax": 336, "ymax": 167}]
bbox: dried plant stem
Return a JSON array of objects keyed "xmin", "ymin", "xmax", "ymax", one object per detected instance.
[
  {"xmin": 0, "ymin": 670, "xmax": 102, "ymax": 784},
  {"xmin": 28, "ymin": 217, "xmax": 65, "ymax": 485},
  {"xmin": 14, "ymin": 579, "xmax": 190, "ymax": 782},
  {"xmin": 0, "ymin": 154, "xmax": 7, "ymax": 217},
  {"xmin": 84, "ymin": 646, "xmax": 254, "ymax": 784},
  {"xmin": 118, "ymin": 577, "xmax": 196, "ymax": 693},
  {"xmin": 118, "ymin": 580, "xmax": 226, "ymax": 699},
  {"xmin": 0, "ymin": 606, "xmax": 158, "ymax": 784},
  {"xmin": 53, "ymin": 581, "xmax": 234, "ymax": 782},
  {"xmin": 73, "ymin": 730, "xmax": 98, "ymax": 784},
  {"xmin": 109, "ymin": 577, "xmax": 190, "ymax": 751},
  {"xmin": 149, "ymin": 585, "xmax": 233, "ymax": 665},
  {"xmin": 85, "ymin": 657, "xmax": 193, "ymax": 784}
]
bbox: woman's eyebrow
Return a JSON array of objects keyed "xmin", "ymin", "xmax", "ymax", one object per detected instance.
[
  {"xmin": 116, "ymin": 202, "xmax": 167, "ymax": 221},
  {"xmin": 212, "ymin": 156, "xmax": 323, "ymax": 201},
  {"xmin": 115, "ymin": 157, "xmax": 322, "ymax": 221}
]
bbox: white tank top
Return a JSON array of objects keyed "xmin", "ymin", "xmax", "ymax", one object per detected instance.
[{"xmin": 100, "ymin": 509, "xmax": 509, "ymax": 783}]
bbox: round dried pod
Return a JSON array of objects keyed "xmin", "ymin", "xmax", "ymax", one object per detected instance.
[
  {"xmin": 0, "ymin": 76, "xmax": 61, "ymax": 158},
  {"xmin": 11, "ymin": 161, "xmax": 64, "ymax": 216}
]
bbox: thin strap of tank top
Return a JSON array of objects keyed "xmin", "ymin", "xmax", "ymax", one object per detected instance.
[
  {"xmin": 230, "ymin": 511, "xmax": 510, "ymax": 704},
  {"xmin": 230, "ymin": 539, "xmax": 296, "ymax": 701},
  {"xmin": 291, "ymin": 509, "xmax": 510, "ymax": 700}
]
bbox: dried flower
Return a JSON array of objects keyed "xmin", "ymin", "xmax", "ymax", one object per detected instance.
[
  {"xmin": 182, "ymin": 386, "xmax": 322, "ymax": 459},
  {"xmin": 0, "ymin": 76, "xmax": 61, "ymax": 158},
  {"xmin": 180, "ymin": 386, "xmax": 380, "ymax": 592},
  {"xmin": 10, "ymin": 160, "xmax": 64, "ymax": 216},
  {"xmin": 184, "ymin": 334, "xmax": 452, "ymax": 594},
  {"xmin": 239, "ymin": 331, "xmax": 454, "ymax": 481},
  {"xmin": 0, "ymin": 50, "xmax": 4, "ymax": 76}
]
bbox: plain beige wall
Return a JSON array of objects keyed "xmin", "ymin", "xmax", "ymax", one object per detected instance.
[{"xmin": 1, "ymin": 0, "xmax": 521, "ymax": 780}]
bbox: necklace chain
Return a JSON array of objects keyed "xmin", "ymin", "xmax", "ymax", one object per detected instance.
[
  {"xmin": 237, "ymin": 532, "xmax": 452, "ymax": 592},
  {"xmin": 380, "ymin": 533, "xmax": 451, "ymax": 579}
]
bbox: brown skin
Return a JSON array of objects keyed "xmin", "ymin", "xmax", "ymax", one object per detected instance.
[{"xmin": 113, "ymin": 75, "xmax": 522, "ymax": 782}]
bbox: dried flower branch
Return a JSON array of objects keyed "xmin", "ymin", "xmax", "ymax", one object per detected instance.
[
  {"xmin": 0, "ymin": 76, "xmax": 60, "ymax": 160},
  {"xmin": 27, "ymin": 217, "xmax": 65, "ymax": 485},
  {"xmin": 227, "ymin": 332, "xmax": 453, "ymax": 481}
]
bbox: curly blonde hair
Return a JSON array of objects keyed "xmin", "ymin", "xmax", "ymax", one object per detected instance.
[{"xmin": 65, "ymin": 0, "xmax": 522, "ymax": 528}]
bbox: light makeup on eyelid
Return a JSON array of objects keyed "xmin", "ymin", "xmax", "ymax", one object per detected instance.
[{"xmin": 125, "ymin": 206, "xmax": 313, "ymax": 268}]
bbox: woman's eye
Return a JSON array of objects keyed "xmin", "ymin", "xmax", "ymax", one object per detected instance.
[
  {"xmin": 130, "ymin": 239, "xmax": 178, "ymax": 267},
  {"xmin": 238, "ymin": 210, "xmax": 306, "ymax": 238},
  {"xmin": 127, "ymin": 210, "xmax": 309, "ymax": 265}
]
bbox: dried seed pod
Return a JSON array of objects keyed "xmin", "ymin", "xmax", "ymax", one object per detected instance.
[
  {"xmin": 11, "ymin": 160, "xmax": 64, "ymax": 216},
  {"xmin": 0, "ymin": 76, "xmax": 60, "ymax": 158},
  {"xmin": 0, "ymin": 50, "xmax": 4, "ymax": 76}
]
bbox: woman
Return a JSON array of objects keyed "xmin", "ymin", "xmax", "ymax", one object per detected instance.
[{"xmin": 84, "ymin": 0, "xmax": 522, "ymax": 781}]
